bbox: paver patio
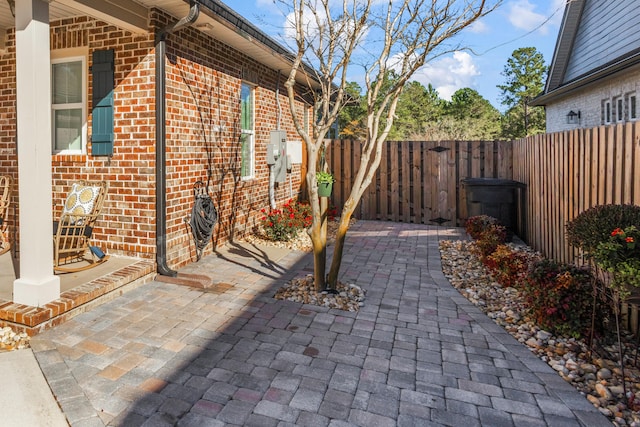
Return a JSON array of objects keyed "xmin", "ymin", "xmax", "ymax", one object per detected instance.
[{"xmin": 30, "ymin": 221, "xmax": 612, "ymax": 426}]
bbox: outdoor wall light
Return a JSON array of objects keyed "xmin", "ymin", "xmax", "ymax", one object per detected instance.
[
  {"xmin": 566, "ymin": 110, "xmax": 581, "ymax": 125},
  {"xmin": 7, "ymin": 0, "xmax": 15, "ymax": 17}
]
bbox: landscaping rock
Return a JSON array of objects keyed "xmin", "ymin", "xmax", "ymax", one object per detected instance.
[
  {"xmin": 0, "ymin": 326, "xmax": 29, "ymax": 352},
  {"xmin": 273, "ymin": 274, "xmax": 365, "ymax": 312}
]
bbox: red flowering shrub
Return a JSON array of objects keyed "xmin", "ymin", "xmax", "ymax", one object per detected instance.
[
  {"xmin": 484, "ymin": 245, "xmax": 539, "ymax": 288},
  {"xmin": 465, "ymin": 215, "xmax": 501, "ymax": 240},
  {"xmin": 566, "ymin": 204, "xmax": 640, "ymax": 256},
  {"xmin": 473, "ymin": 224, "xmax": 508, "ymax": 260},
  {"xmin": 521, "ymin": 259, "xmax": 594, "ymax": 338},
  {"xmin": 593, "ymin": 225, "xmax": 640, "ymax": 298},
  {"xmin": 260, "ymin": 199, "xmax": 312, "ymax": 241}
]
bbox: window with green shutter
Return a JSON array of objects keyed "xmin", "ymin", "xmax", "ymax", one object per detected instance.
[{"xmin": 91, "ymin": 49, "xmax": 115, "ymax": 156}]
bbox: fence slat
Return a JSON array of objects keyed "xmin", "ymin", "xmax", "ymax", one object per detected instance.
[
  {"xmin": 598, "ymin": 126, "xmax": 607, "ymax": 205},
  {"xmin": 624, "ymin": 122, "xmax": 633, "ymax": 204},
  {"xmin": 471, "ymin": 141, "xmax": 482, "ymax": 177},
  {"xmin": 380, "ymin": 143, "xmax": 388, "ymax": 220},
  {"xmin": 485, "ymin": 141, "xmax": 495, "ymax": 177},
  {"xmin": 390, "ymin": 143, "xmax": 400, "ymax": 222},
  {"xmin": 402, "ymin": 141, "xmax": 411, "ymax": 223},
  {"xmin": 447, "ymin": 142, "xmax": 457, "ymax": 225},
  {"xmin": 412, "ymin": 142, "xmax": 422, "ymax": 223}
]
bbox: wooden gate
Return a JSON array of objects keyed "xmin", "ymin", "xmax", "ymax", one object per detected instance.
[{"xmin": 327, "ymin": 140, "xmax": 513, "ymax": 226}]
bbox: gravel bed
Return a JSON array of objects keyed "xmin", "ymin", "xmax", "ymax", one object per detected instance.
[{"xmin": 0, "ymin": 327, "xmax": 29, "ymax": 352}]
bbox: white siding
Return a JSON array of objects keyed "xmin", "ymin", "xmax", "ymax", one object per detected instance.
[
  {"xmin": 545, "ymin": 67, "xmax": 640, "ymax": 133},
  {"xmin": 564, "ymin": 0, "xmax": 640, "ymax": 82}
]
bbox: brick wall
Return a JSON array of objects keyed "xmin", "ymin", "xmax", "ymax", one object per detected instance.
[
  {"xmin": 0, "ymin": 9, "xmax": 309, "ymax": 270},
  {"xmin": 156, "ymin": 10, "xmax": 307, "ymax": 268},
  {"xmin": 0, "ymin": 28, "xmax": 17, "ymax": 249}
]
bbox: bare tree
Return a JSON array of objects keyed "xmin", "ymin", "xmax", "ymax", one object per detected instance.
[{"xmin": 283, "ymin": 0, "xmax": 500, "ymax": 290}]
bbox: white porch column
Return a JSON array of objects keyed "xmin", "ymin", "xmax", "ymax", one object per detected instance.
[{"xmin": 13, "ymin": 0, "xmax": 60, "ymax": 306}]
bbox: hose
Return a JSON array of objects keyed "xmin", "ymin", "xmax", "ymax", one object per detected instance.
[{"xmin": 190, "ymin": 185, "xmax": 217, "ymax": 261}]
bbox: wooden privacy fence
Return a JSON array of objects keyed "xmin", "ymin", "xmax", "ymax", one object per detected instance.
[
  {"xmin": 329, "ymin": 123, "xmax": 639, "ymax": 263},
  {"xmin": 512, "ymin": 122, "xmax": 640, "ymax": 265},
  {"xmin": 326, "ymin": 140, "xmax": 513, "ymax": 226},
  {"xmin": 513, "ymin": 123, "xmax": 640, "ymax": 334}
]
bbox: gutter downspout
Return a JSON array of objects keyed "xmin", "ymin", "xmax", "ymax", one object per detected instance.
[{"xmin": 155, "ymin": 2, "xmax": 200, "ymax": 276}]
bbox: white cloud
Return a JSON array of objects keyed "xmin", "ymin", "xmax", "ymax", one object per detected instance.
[
  {"xmin": 507, "ymin": 0, "xmax": 548, "ymax": 33},
  {"xmin": 468, "ymin": 19, "xmax": 489, "ymax": 34},
  {"xmin": 506, "ymin": 0, "xmax": 565, "ymax": 35},
  {"xmin": 411, "ymin": 51, "xmax": 480, "ymax": 100},
  {"xmin": 548, "ymin": 0, "xmax": 566, "ymax": 27}
]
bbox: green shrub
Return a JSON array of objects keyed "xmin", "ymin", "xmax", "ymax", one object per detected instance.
[
  {"xmin": 566, "ymin": 204, "xmax": 640, "ymax": 256},
  {"xmin": 484, "ymin": 244, "xmax": 540, "ymax": 288},
  {"xmin": 260, "ymin": 199, "xmax": 312, "ymax": 241},
  {"xmin": 521, "ymin": 259, "xmax": 594, "ymax": 338}
]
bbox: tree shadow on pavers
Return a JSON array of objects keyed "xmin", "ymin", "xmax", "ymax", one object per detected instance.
[
  {"xmin": 210, "ymin": 241, "xmax": 296, "ymax": 280},
  {"xmin": 105, "ymin": 247, "xmax": 320, "ymax": 426}
]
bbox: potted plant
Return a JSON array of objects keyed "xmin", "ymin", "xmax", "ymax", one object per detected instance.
[{"xmin": 316, "ymin": 171, "xmax": 335, "ymax": 197}]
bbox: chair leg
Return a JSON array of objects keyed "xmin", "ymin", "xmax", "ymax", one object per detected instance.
[{"xmin": 54, "ymin": 254, "xmax": 110, "ymax": 273}]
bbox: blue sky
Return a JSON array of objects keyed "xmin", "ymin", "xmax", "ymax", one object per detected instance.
[{"xmin": 223, "ymin": 0, "xmax": 565, "ymax": 111}]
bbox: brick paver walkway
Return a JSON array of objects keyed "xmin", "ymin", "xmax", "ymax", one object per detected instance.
[{"xmin": 31, "ymin": 221, "xmax": 612, "ymax": 426}]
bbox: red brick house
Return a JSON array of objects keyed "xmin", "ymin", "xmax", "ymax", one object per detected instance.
[{"xmin": 0, "ymin": 0, "xmax": 312, "ymax": 306}]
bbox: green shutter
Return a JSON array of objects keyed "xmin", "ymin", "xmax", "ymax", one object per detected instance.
[{"xmin": 91, "ymin": 50, "xmax": 114, "ymax": 156}]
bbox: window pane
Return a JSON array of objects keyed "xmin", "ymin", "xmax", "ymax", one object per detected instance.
[
  {"xmin": 52, "ymin": 61, "xmax": 83, "ymax": 104},
  {"xmin": 632, "ymin": 96, "xmax": 637, "ymax": 119},
  {"xmin": 54, "ymin": 109, "xmax": 83, "ymax": 151},
  {"xmin": 618, "ymin": 99, "xmax": 623, "ymax": 121},
  {"xmin": 240, "ymin": 133, "xmax": 253, "ymax": 178},
  {"xmin": 241, "ymin": 84, "xmax": 253, "ymax": 131}
]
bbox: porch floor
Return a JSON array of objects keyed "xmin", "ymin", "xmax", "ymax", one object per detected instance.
[{"xmin": 0, "ymin": 250, "xmax": 155, "ymax": 335}]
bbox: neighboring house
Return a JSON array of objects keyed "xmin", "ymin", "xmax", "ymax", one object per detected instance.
[
  {"xmin": 0, "ymin": 0, "xmax": 313, "ymax": 306},
  {"xmin": 531, "ymin": 0, "xmax": 640, "ymax": 133}
]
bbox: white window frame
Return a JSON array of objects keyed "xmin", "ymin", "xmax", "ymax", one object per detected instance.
[
  {"xmin": 240, "ymin": 82, "xmax": 255, "ymax": 180},
  {"xmin": 51, "ymin": 55, "xmax": 87, "ymax": 154},
  {"xmin": 629, "ymin": 94, "xmax": 638, "ymax": 121},
  {"xmin": 603, "ymin": 100, "xmax": 612, "ymax": 124},
  {"xmin": 616, "ymin": 96, "xmax": 624, "ymax": 122}
]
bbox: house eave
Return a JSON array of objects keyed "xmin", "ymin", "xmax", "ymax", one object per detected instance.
[
  {"xmin": 50, "ymin": 0, "xmax": 148, "ymax": 33},
  {"xmin": 531, "ymin": 50, "xmax": 640, "ymax": 106},
  {"xmin": 195, "ymin": 0, "xmax": 321, "ymax": 90}
]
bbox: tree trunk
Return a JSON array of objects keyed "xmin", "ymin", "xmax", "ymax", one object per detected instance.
[
  {"xmin": 310, "ymin": 195, "xmax": 329, "ymax": 291},
  {"xmin": 327, "ymin": 199, "xmax": 355, "ymax": 288}
]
